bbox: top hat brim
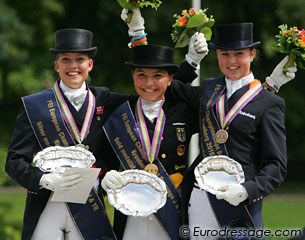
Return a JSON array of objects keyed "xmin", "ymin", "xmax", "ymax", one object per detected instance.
[
  {"xmin": 49, "ymin": 47, "xmax": 98, "ymax": 58},
  {"xmin": 125, "ymin": 62, "xmax": 180, "ymax": 73},
  {"xmin": 209, "ymin": 41, "xmax": 261, "ymax": 50}
]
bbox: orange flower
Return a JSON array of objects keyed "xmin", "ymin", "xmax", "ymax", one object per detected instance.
[
  {"xmin": 172, "ymin": 7, "xmax": 215, "ymax": 48},
  {"xmin": 273, "ymin": 24, "xmax": 305, "ymax": 72},
  {"xmin": 300, "ymin": 35, "xmax": 305, "ymax": 46},
  {"xmin": 178, "ymin": 16, "xmax": 187, "ymax": 26}
]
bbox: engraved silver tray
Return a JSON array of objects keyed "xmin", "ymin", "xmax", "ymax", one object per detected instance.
[
  {"xmin": 194, "ymin": 155, "xmax": 245, "ymax": 195},
  {"xmin": 33, "ymin": 145, "xmax": 96, "ymax": 172},
  {"xmin": 107, "ymin": 169, "xmax": 167, "ymax": 217}
]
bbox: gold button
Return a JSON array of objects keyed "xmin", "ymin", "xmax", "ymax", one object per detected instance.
[
  {"xmin": 253, "ymin": 199, "xmax": 257, "ymax": 202},
  {"xmin": 161, "ymin": 153, "xmax": 166, "ymax": 159}
]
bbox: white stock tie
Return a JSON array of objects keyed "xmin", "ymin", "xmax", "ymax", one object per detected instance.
[{"xmin": 64, "ymin": 91, "xmax": 87, "ymax": 111}]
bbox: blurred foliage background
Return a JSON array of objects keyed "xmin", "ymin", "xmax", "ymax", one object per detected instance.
[{"xmin": 0, "ymin": 0, "xmax": 305, "ymax": 239}]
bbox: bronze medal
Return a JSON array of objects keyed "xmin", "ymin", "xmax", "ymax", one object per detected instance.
[
  {"xmin": 215, "ymin": 129, "xmax": 228, "ymax": 144},
  {"xmin": 144, "ymin": 163, "xmax": 158, "ymax": 175}
]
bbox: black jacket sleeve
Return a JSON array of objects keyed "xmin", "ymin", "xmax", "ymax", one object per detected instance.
[{"xmin": 174, "ymin": 60, "xmax": 198, "ymax": 84}]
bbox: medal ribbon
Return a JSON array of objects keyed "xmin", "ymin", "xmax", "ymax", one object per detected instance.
[
  {"xmin": 216, "ymin": 80, "xmax": 263, "ymax": 128},
  {"xmin": 135, "ymin": 98, "xmax": 166, "ymax": 163},
  {"xmin": 53, "ymin": 81, "xmax": 96, "ymax": 144}
]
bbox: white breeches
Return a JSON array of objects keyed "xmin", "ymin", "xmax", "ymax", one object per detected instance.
[
  {"xmin": 31, "ymin": 201, "xmax": 83, "ymax": 240},
  {"xmin": 123, "ymin": 214, "xmax": 170, "ymax": 240},
  {"xmin": 188, "ymin": 187, "xmax": 221, "ymax": 240}
]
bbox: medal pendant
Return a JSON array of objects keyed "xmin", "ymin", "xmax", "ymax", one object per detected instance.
[
  {"xmin": 215, "ymin": 129, "xmax": 228, "ymax": 144},
  {"xmin": 144, "ymin": 163, "xmax": 158, "ymax": 175},
  {"xmin": 76, "ymin": 143, "xmax": 88, "ymax": 150}
]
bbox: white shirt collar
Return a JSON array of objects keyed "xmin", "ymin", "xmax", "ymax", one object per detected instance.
[
  {"xmin": 225, "ymin": 73, "xmax": 255, "ymax": 99},
  {"xmin": 59, "ymin": 81, "xmax": 87, "ymax": 94},
  {"xmin": 140, "ymin": 98, "xmax": 163, "ymax": 123}
]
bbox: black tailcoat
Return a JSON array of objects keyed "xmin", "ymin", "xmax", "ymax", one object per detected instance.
[
  {"xmin": 171, "ymin": 77, "xmax": 287, "ymax": 226},
  {"xmin": 112, "ymin": 96, "xmax": 198, "ymax": 239},
  {"xmin": 5, "ymin": 85, "xmax": 133, "ymax": 240}
]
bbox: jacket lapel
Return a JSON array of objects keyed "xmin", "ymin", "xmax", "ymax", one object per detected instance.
[{"xmin": 228, "ymin": 82, "xmax": 263, "ymax": 109}]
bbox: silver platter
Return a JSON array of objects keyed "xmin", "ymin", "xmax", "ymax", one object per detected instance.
[
  {"xmin": 194, "ymin": 155, "xmax": 245, "ymax": 195},
  {"xmin": 33, "ymin": 145, "xmax": 96, "ymax": 172},
  {"xmin": 107, "ymin": 169, "xmax": 167, "ymax": 217}
]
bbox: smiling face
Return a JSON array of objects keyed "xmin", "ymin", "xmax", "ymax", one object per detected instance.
[
  {"xmin": 133, "ymin": 68, "xmax": 173, "ymax": 102},
  {"xmin": 216, "ymin": 48, "xmax": 256, "ymax": 80},
  {"xmin": 54, "ymin": 52, "xmax": 94, "ymax": 89}
]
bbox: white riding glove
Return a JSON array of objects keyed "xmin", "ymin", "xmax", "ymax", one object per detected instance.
[
  {"xmin": 185, "ymin": 32, "xmax": 209, "ymax": 69},
  {"xmin": 121, "ymin": 8, "xmax": 145, "ymax": 37},
  {"xmin": 101, "ymin": 170, "xmax": 125, "ymax": 191},
  {"xmin": 40, "ymin": 172, "xmax": 83, "ymax": 191},
  {"xmin": 265, "ymin": 56, "xmax": 297, "ymax": 92},
  {"xmin": 216, "ymin": 183, "xmax": 248, "ymax": 206}
]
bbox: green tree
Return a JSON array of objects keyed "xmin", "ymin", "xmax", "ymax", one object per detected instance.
[
  {"xmin": 2, "ymin": 0, "xmax": 64, "ymax": 108},
  {"xmin": 0, "ymin": 1, "xmax": 32, "ymax": 107}
]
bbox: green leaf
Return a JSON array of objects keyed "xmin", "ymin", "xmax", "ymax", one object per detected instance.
[
  {"xmin": 271, "ymin": 42, "xmax": 290, "ymax": 54},
  {"xmin": 175, "ymin": 30, "xmax": 191, "ymax": 48},
  {"xmin": 117, "ymin": 0, "xmax": 136, "ymax": 9},
  {"xmin": 200, "ymin": 27, "xmax": 213, "ymax": 41},
  {"xmin": 204, "ymin": 20, "xmax": 215, "ymax": 28},
  {"xmin": 300, "ymin": 52, "xmax": 305, "ymax": 59},
  {"xmin": 186, "ymin": 13, "xmax": 206, "ymax": 28}
]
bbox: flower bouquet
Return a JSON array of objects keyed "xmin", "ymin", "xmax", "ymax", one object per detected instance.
[
  {"xmin": 272, "ymin": 24, "xmax": 305, "ymax": 72},
  {"xmin": 171, "ymin": 8, "xmax": 215, "ymax": 48},
  {"xmin": 117, "ymin": 0, "xmax": 162, "ymax": 22}
]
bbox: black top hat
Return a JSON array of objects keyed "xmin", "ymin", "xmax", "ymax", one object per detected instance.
[
  {"xmin": 49, "ymin": 28, "xmax": 98, "ymax": 58},
  {"xmin": 209, "ymin": 23, "xmax": 261, "ymax": 50},
  {"xmin": 125, "ymin": 44, "xmax": 179, "ymax": 73}
]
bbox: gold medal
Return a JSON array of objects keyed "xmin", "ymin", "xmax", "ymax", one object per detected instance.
[
  {"xmin": 215, "ymin": 129, "xmax": 228, "ymax": 144},
  {"xmin": 144, "ymin": 163, "xmax": 158, "ymax": 175}
]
